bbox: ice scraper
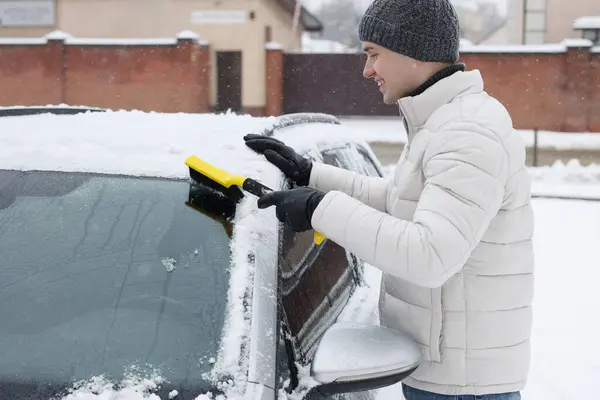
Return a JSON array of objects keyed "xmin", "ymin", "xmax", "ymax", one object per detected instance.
[{"xmin": 185, "ymin": 154, "xmax": 326, "ymax": 245}]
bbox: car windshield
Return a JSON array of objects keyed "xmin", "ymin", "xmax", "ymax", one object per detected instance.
[{"xmin": 0, "ymin": 170, "xmax": 233, "ymax": 399}]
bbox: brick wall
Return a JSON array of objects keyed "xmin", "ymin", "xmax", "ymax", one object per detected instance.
[
  {"xmin": 2, "ymin": 33, "xmax": 599, "ymax": 132},
  {"xmin": 0, "ymin": 38, "xmax": 65, "ymax": 106},
  {"xmin": 0, "ymin": 32, "xmax": 210, "ymax": 113},
  {"xmin": 277, "ymin": 41, "xmax": 600, "ymax": 132}
]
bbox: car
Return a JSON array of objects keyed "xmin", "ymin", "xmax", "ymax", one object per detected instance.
[{"xmin": 0, "ymin": 109, "xmax": 421, "ymax": 400}]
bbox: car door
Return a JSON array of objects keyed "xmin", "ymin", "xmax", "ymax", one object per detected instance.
[{"xmin": 275, "ymin": 142, "xmax": 385, "ymax": 397}]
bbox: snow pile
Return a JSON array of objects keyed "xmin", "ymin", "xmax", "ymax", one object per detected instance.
[
  {"xmin": 530, "ymin": 161, "xmax": 600, "ymax": 199},
  {"xmin": 529, "ymin": 160, "xmax": 600, "ymax": 184},
  {"xmin": 278, "ymin": 364, "xmax": 321, "ymax": 400},
  {"xmin": 58, "ymin": 368, "xmax": 166, "ymax": 400},
  {"xmin": 573, "ymin": 16, "xmax": 600, "ymax": 30}
]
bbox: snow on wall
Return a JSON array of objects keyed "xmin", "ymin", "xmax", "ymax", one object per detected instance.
[
  {"xmin": 574, "ymin": 16, "xmax": 600, "ymax": 30},
  {"xmin": 459, "ymin": 38, "xmax": 594, "ymax": 53},
  {"xmin": 0, "ymin": 30, "xmax": 209, "ymax": 46}
]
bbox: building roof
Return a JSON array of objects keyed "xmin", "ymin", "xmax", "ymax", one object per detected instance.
[{"xmin": 276, "ymin": 0, "xmax": 323, "ymax": 32}]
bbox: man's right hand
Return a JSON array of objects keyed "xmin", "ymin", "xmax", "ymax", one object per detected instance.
[{"xmin": 243, "ymin": 134, "xmax": 313, "ymax": 186}]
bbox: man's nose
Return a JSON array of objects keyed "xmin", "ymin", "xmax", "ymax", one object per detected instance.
[{"xmin": 363, "ymin": 61, "xmax": 375, "ymax": 79}]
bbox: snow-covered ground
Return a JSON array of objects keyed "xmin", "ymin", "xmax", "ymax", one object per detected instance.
[{"xmin": 1, "ymin": 110, "xmax": 599, "ymax": 399}]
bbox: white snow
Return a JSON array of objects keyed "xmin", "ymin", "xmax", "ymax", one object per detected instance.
[
  {"xmin": 459, "ymin": 38, "xmax": 594, "ymax": 53},
  {"xmin": 460, "ymin": 43, "xmax": 567, "ymax": 53},
  {"xmin": 45, "ymin": 30, "xmax": 74, "ymax": 41},
  {"xmin": 59, "ymin": 369, "xmax": 166, "ymax": 400},
  {"xmin": 176, "ymin": 30, "xmax": 200, "ymax": 40},
  {"xmin": 65, "ymin": 37, "xmax": 180, "ymax": 46},
  {"xmin": 0, "ymin": 31, "xmax": 209, "ymax": 46},
  {"xmin": 0, "ymin": 110, "xmax": 363, "ymax": 180},
  {"xmin": 573, "ymin": 16, "xmax": 600, "ymax": 30},
  {"xmin": 0, "ymin": 37, "xmax": 47, "ymax": 45},
  {"xmin": 0, "ymin": 110, "xmax": 271, "ymax": 179},
  {"xmin": 265, "ymin": 42, "xmax": 283, "ymax": 50},
  {"xmin": 530, "ymin": 160, "xmax": 600, "ymax": 199},
  {"xmin": 0, "ymin": 104, "xmax": 105, "ymax": 111},
  {"xmin": 562, "ymin": 38, "xmax": 594, "ymax": 48}
]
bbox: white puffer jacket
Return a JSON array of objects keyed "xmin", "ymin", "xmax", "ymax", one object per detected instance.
[{"xmin": 309, "ymin": 70, "xmax": 534, "ymax": 395}]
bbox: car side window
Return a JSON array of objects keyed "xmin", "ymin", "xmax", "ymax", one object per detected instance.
[
  {"xmin": 356, "ymin": 147, "xmax": 383, "ymax": 177},
  {"xmin": 325, "ymin": 144, "xmax": 383, "ymax": 178},
  {"xmin": 320, "ymin": 149, "xmax": 345, "ymax": 168},
  {"xmin": 276, "ymin": 150, "xmax": 360, "ymax": 392},
  {"xmin": 278, "ymin": 216, "xmax": 353, "ymax": 362}
]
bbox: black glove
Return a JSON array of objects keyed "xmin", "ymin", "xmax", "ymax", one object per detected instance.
[
  {"xmin": 244, "ymin": 134, "xmax": 313, "ymax": 186},
  {"xmin": 257, "ymin": 187, "xmax": 325, "ymax": 232}
]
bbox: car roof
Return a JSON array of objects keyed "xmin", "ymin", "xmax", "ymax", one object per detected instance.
[{"xmin": 0, "ymin": 109, "xmax": 370, "ymax": 186}]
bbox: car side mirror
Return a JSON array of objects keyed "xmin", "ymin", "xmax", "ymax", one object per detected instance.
[{"xmin": 309, "ymin": 322, "xmax": 422, "ymax": 397}]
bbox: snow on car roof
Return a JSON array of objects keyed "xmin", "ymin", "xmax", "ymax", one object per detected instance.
[{"xmin": 0, "ymin": 109, "xmax": 366, "ymax": 187}]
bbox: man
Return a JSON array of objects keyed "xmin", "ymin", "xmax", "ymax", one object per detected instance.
[{"xmin": 244, "ymin": 0, "xmax": 534, "ymax": 399}]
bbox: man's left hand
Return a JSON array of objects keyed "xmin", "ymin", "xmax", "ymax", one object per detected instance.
[{"xmin": 257, "ymin": 187, "xmax": 325, "ymax": 232}]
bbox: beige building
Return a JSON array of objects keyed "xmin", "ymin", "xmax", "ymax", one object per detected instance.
[
  {"xmin": 487, "ymin": 0, "xmax": 600, "ymax": 44},
  {"xmin": 0, "ymin": 0, "xmax": 322, "ymax": 114}
]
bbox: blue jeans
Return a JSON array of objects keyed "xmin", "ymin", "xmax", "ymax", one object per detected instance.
[{"xmin": 402, "ymin": 384, "xmax": 521, "ymax": 400}]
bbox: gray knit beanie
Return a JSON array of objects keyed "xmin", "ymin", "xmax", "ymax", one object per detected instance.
[{"xmin": 358, "ymin": 0, "xmax": 461, "ymax": 63}]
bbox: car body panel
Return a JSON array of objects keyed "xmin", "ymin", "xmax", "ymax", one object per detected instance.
[{"xmin": 246, "ymin": 216, "xmax": 280, "ymax": 391}]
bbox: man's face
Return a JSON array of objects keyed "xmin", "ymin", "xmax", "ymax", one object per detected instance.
[{"xmin": 362, "ymin": 42, "xmax": 422, "ymax": 104}]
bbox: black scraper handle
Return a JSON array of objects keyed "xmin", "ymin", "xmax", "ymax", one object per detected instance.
[
  {"xmin": 242, "ymin": 178, "xmax": 273, "ymax": 198},
  {"xmin": 242, "ymin": 177, "xmax": 326, "ymax": 245}
]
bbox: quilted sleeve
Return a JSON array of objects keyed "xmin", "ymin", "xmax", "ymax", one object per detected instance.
[
  {"xmin": 310, "ymin": 124, "xmax": 508, "ymax": 288},
  {"xmin": 308, "ymin": 161, "xmax": 390, "ymax": 212}
]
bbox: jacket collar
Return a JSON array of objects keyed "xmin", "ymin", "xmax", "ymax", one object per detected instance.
[{"xmin": 397, "ymin": 69, "xmax": 485, "ymax": 140}]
